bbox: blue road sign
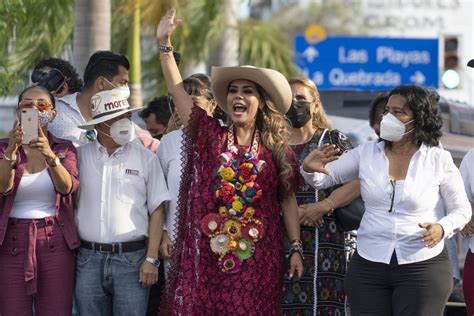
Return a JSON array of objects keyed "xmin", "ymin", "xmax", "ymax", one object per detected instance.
[{"xmin": 294, "ymin": 36, "xmax": 439, "ymax": 90}]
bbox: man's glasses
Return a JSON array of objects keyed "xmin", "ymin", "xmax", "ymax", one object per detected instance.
[{"xmin": 18, "ymin": 99, "xmax": 54, "ymax": 111}]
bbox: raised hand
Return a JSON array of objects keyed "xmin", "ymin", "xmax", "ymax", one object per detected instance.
[
  {"xmin": 6, "ymin": 120, "xmax": 23, "ymax": 159},
  {"xmin": 29, "ymin": 126, "xmax": 54, "ymax": 160},
  {"xmin": 302, "ymin": 144, "xmax": 340, "ymax": 175},
  {"xmin": 156, "ymin": 8, "xmax": 182, "ymax": 44}
]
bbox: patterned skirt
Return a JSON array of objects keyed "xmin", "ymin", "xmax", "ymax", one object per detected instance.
[{"xmin": 282, "ymin": 214, "xmax": 347, "ymax": 316}]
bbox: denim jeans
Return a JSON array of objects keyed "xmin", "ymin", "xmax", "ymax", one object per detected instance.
[{"xmin": 74, "ymin": 247, "xmax": 149, "ymax": 316}]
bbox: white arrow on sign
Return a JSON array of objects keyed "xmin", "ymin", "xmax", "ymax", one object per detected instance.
[
  {"xmin": 410, "ymin": 71, "xmax": 426, "ymax": 85},
  {"xmin": 303, "ymin": 46, "xmax": 319, "ymax": 63}
]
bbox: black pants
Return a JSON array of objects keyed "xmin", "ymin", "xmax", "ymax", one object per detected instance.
[
  {"xmin": 146, "ymin": 262, "xmax": 165, "ymax": 315},
  {"xmin": 345, "ymin": 248, "xmax": 452, "ymax": 316}
]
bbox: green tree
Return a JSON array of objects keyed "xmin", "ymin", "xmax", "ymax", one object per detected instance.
[
  {"xmin": 131, "ymin": 0, "xmax": 298, "ymax": 97},
  {"xmin": 0, "ymin": 0, "xmax": 361, "ymax": 99},
  {"xmin": 72, "ymin": 0, "xmax": 111, "ymax": 77},
  {"xmin": 0, "ymin": 0, "xmax": 74, "ymax": 96}
]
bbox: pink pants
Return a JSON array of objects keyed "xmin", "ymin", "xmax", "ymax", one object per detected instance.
[
  {"xmin": 464, "ymin": 251, "xmax": 474, "ymax": 316},
  {"xmin": 0, "ymin": 217, "xmax": 75, "ymax": 316}
]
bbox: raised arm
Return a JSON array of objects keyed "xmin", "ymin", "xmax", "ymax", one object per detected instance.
[
  {"xmin": 301, "ymin": 144, "xmax": 359, "ymax": 189},
  {"xmin": 156, "ymin": 8, "xmax": 193, "ymax": 126},
  {"xmin": 0, "ymin": 122, "xmax": 22, "ymax": 193},
  {"xmin": 30, "ymin": 128, "xmax": 74, "ymax": 195}
]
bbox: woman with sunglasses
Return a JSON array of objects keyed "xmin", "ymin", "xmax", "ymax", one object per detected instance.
[
  {"xmin": 0, "ymin": 85, "xmax": 79, "ymax": 315},
  {"xmin": 301, "ymin": 85, "xmax": 470, "ymax": 315}
]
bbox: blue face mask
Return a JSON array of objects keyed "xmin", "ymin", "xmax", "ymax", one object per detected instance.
[{"xmin": 104, "ymin": 78, "xmax": 130, "ymax": 99}]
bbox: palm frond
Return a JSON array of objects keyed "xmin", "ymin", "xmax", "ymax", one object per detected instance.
[{"xmin": 238, "ymin": 19, "xmax": 298, "ymax": 77}]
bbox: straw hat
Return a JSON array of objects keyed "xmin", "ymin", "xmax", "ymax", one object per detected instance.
[
  {"xmin": 211, "ymin": 65, "xmax": 292, "ymax": 115},
  {"xmin": 78, "ymin": 89, "xmax": 141, "ymax": 130}
]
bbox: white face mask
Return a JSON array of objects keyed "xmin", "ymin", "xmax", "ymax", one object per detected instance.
[
  {"xmin": 380, "ymin": 113, "xmax": 414, "ymax": 142},
  {"xmin": 104, "ymin": 78, "xmax": 130, "ymax": 99},
  {"xmin": 106, "ymin": 118, "xmax": 135, "ymax": 145}
]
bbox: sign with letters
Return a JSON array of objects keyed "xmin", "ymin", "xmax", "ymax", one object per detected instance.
[{"xmin": 294, "ymin": 35, "xmax": 439, "ymax": 90}]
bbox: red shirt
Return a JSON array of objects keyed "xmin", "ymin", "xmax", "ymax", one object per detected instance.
[{"xmin": 0, "ymin": 133, "xmax": 80, "ymax": 249}]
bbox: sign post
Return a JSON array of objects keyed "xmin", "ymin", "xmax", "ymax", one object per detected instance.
[{"xmin": 294, "ymin": 35, "xmax": 439, "ymax": 90}]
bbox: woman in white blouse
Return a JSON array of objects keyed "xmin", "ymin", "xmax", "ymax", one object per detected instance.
[{"xmin": 301, "ymin": 85, "xmax": 471, "ymax": 316}]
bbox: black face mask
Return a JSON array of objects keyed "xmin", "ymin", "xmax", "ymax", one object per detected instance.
[{"xmin": 286, "ymin": 100, "xmax": 312, "ymax": 128}]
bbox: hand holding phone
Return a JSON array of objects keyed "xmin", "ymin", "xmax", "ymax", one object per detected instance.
[{"xmin": 20, "ymin": 108, "xmax": 39, "ymax": 144}]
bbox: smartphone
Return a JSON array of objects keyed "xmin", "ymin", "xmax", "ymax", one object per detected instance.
[{"xmin": 20, "ymin": 108, "xmax": 38, "ymax": 144}]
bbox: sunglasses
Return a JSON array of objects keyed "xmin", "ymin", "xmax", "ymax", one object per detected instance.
[
  {"xmin": 18, "ymin": 99, "xmax": 54, "ymax": 111},
  {"xmin": 31, "ymin": 68, "xmax": 66, "ymax": 93}
]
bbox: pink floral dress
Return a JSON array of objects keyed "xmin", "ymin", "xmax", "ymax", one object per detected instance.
[{"xmin": 162, "ymin": 107, "xmax": 297, "ymax": 315}]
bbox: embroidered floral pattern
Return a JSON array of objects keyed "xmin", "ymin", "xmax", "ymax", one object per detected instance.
[
  {"xmin": 282, "ymin": 128, "xmax": 349, "ymax": 316},
  {"xmin": 163, "ymin": 106, "xmax": 298, "ymax": 315},
  {"xmin": 202, "ymin": 125, "xmax": 265, "ymax": 273}
]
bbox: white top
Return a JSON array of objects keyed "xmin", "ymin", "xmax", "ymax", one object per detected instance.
[
  {"xmin": 156, "ymin": 129, "xmax": 183, "ymax": 241},
  {"xmin": 75, "ymin": 141, "xmax": 170, "ymax": 243},
  {"xmin": 301, "ymin": 141, "xmax": 471, "ymax": 264},
  {"xmin": 48, "ymin": 93, "xmax": 92, "ymax": 147},
  {"xmin": 10, "ymin": 168, "xmax": 56, "ymax": 219},
  {"xmin": 460, "ymin": 149, "xmax": 474, "ymax": 251}
]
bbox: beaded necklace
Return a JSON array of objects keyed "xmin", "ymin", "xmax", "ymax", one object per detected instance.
[{"xmin": 201, "ymin": 124, "xmax": 266, "ymax": 273}]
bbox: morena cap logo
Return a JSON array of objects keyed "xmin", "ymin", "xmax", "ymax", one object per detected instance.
[{"xmin": 91, "ymin": 95, "xmax": 102, "ymax": 112}]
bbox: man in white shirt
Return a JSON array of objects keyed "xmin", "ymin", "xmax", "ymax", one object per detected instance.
[
  {"xmin": 74, "ymin": 89, "xmax": 169, "ymax": 315},
  {"xmin": 47, "ymin": 51, "xmax": 159, "ymax": 152}
]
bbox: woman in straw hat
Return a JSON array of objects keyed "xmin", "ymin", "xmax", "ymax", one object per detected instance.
[{"xmin": 157, "ymin": 8, "xmax": 303, "ymax": 314}]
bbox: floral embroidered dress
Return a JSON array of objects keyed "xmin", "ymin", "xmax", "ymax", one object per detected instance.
[
  {"xmin": 282, "ymin": 128, "xmax": 349, "ymax": 316},
  {"xmin": 163, "ymin": 106, "xmax": 296, "ymax": 315}
]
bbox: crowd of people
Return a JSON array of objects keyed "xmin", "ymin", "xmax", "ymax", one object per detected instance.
[{"xmin": 0, "ymin": 7, "xmax": 473, "ymax": 316}]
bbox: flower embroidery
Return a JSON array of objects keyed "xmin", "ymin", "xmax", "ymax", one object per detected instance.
[{"xmin": 201, "ymin": 125, "xmax": 265, "ymax": 274}]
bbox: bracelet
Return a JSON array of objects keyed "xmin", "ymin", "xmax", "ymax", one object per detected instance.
[
  {"xmin": 324, "ymin": 197, "xmax": 335, "ymax": 215},
  {"xmin": 286, "ymin": 239, "xmax": 304, "ymax": 260},
  {"xmin": 145, "ymin": 256, "xmax": 161, "ymax": 268},
  {"xmin": 3, "ymin": 153, "xmax": 15, "ymax": 162},
  {"xmin": 158, "ymin": 44, "xmax": 173, "ymax": 53},
  {"xmin": 2, "ymin": 153, "xmax": 17, "ymax": 169}
]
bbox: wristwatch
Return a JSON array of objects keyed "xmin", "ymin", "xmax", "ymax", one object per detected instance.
[
  {"xmin": 46, "ymin": 155, "xmax": 60, "ymax": 167},
  {"xmin": 145, "ymin": 256, "xmax": 161, "ymax": 268}
]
